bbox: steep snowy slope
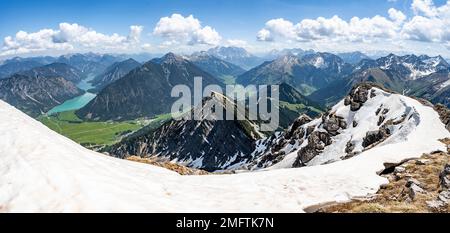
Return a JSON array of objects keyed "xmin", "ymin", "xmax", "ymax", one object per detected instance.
[{"xmin": 0, "ymin": 92, "xmax": 448, "ymax": 212}]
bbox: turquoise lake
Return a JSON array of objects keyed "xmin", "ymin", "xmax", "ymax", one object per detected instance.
[{"xmin": 47, "ymin": 74, "xmax": 97, "ymax": 115}]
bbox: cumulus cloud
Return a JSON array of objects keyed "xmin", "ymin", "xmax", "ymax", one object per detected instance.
[
  {"xmin": 388, "ymin": 8, "xmax": 406, "ymax": 23},
  {"xmin": 257, "ymin": 29, "xmax": 273, "ymax": 41},
  {"xmin": 257, "ymin": 15, "xmax": 399, "ymax": 42},
  {"xmin": 411, "ymin": 0, "xmax": 438, "ymax": 17},
  {"xmin": 128, "ymin": 25, "xmax": 144, "ymax": 43},
  {"xmin": 1, "ymin": 23, "xmax": 143, "ymax": 56},
  {"xmin": 257, "ymin": 0, "xmax": 450, "ymax": 50},
  {"xmin": 153, "ymin": 14, "xmax": 222, "ymax": 45},
  {"xmin": 401, "ymin": 0, "xmax": 450, "ymax": 43}
]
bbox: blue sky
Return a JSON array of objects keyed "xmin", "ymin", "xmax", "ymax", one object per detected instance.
[
  {"xmin": 0, "ymin": 0, "xmax": 410, "ymax": 39},
  {"xmin": 1, "ymin": 0, "xmax": 450, "ymax": 58}
]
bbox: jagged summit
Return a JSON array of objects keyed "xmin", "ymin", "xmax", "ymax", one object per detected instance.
[{"xmin": 107, "ymin": 93, "xmax": 263, "ymax": 171}]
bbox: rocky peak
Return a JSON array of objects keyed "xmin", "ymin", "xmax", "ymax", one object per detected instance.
[
  {"xmin": 159, "ymin": 52, "xmax": 186, "ymax": 64},
  {"xmin": 107, "ymin": 93, "xmax": 263, "ymax": 171}
]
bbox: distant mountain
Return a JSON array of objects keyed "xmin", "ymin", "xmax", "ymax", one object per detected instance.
[
  {"xmin": 124, "ymin": 53, "xmax": 161, "ymax": 63},
  {"xmin": 0, "ymin": 59, "xmax": 46, "ymax": 79},
  {"xmin": 236, "ymin": 52, "xmax": 352, "ymax": 95},
  {"xmin": 309, "ymin": 67, "xmax": 408, "ymax": 106},
  {"xmin": 376, "ymin": 54, "xmax": 449, "ymax": 80},
  {"xmin": 107, "ymin": 92, "xmax": 263, "ymax": 171},
  {"xmin": 89, "ymin": 58, "xmax": 141, "ymax": 92},
  {"xmin": 2, "ymin": 56, "xmax": 57, "ymax": 66},
  {"xmin": 264, "ymin": 48, "xmax": 315, "ymax": 60},
  {"xmin": 56, "ymin": 53, "xmax": 122, "ymax": 75},
  {"xmin": 337, "ymin": 52, "xmax": 371, "ymax": 64},
  {"xmin": 309, "ymin": 53, "xmax": 450, "ymax": 107},
  {"xmin": 406, "ymin": 73, "xmax": 450, "ymax": 108},
  {"xmin": 206, "ymin": 46, "xmax": 264, "ymax": 70},
  {"xmin": 18, "ymin": 63, "xmax": 86, "ymax": 83},
  {"xmin": 0, "ymin": 74, "xmax": 83, "ymax": 117},
  {"xmin": 188, "ymin": 51, "xmax": 246, "ymax": 83},
  {"xmin": 76, "ymin": 53, "xmax": 222, "ymax": 121}
]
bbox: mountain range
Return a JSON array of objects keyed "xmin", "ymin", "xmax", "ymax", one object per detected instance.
[
  {"xmin": 89, "ymin": 58, "xmax": 141, "ymax": 92},
  {"xmin": 76, "ymin": 53, "xmax": 222, "ymax": 120},
  {"xmin": 205, "ymin": 46, "xmax": 265, "ymax": 70},
  {"xmin": 18, "ymin": 62, "xmax": 86, "ymax": 83},
  {"xmin": 188, "ymin": 51, "xmax": 246, "ymax": 83},
  {"xmin": 106, "ymin": 82, "xmax": 450, "ymax": 174},
  {"xmin": 236, "ymin": 52, "xmax": 353, "ymax": 95},
  {"xmin": 309, "ymin": 54, "xmax": 450, "ymax": 106},
  {"xmin": 3, "ymin": 48, "xmax": 450, "ymax": 123}
]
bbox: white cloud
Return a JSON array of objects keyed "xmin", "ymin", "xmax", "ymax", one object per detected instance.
[
  {"xmin": 257, "ymin": 0, "xmax": 450, "ymax": 53},
  {"xmin": 257, "ymin": 29, "xmax": 273, "ymax": 41},
  {"xmin": 257, "ymin": 15, "xmax": 399, "ymax": 43},
  {"xmin": 401, "ymin": 0, "xmax": 450, "ymax": 43},
  {"xmin": 153, "ymin": 14, "xmax": 222, "ymax": 46},
  {"xmin": 388, "ymin": 8, "xmax": 406, "ymax": 23},
  {"xmin": 1, "ymin": 23, "xmax": 144, "ymax": 57},
  {"xmin": 411, "ymin": 0, "xmax": 438, "ymax": 17},
  {"xmin": 128, "ymin": 25, "xmax": 144, "ymax": 43}
]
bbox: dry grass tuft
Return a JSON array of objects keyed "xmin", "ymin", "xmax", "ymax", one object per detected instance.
[{"xmin": 126, "ymin": 156, "xmax": 209, "ymax": 175}]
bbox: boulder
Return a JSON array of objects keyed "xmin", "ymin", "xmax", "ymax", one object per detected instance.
[
  {"xmin": 348, "ymin": 85, "xmax": 370, "ymax": 111},
  {"xmin": 285, "ymin": 115, "xmax": 311, "ymax": 139},
  {"xmin": 323, "ymin": 114, "xmax": 347, "ymax": 136},
  {"xmin": 406, "ymin": 178, "xmax": 425, "ymax": 200},
  {"xmin": 377, "ymin": 115, "xmax": 386, "ymax": 126},
  {"xmin": 394, "ymin": 166, "xmax": 406, "ymax": 174},
  {"xmin": 294, "ymin": 131, "xmax": 332, "ymax": 167},
  {"xmin": 345, "ymin": 140, "xmax": 355, "ymax": 154},
  {"xmin": 406, "ymin": 178, "xmax": 422, "ymax": 188},
  {"xmin": 439, "ymin": 164, "xmax": 450, "ymax": 189},
  {"xmin": 438, "ymin": 190, "xmax": 450, "ymax": 203},
  {"xmin": 415, "ymin": 159, "xmax": 429, "ymax": 165},
  {"xmin": 362, "ymin": 127, "xmax": 391, "ymax": 148},
  {"xmin": 370, "ymin": 89, "xmax": 377, "ymax": 98}
]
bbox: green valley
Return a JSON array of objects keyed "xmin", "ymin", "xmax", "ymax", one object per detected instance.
[{"xmin": 39, "ymin": 111, "xmax": 171, "ymax": 148}]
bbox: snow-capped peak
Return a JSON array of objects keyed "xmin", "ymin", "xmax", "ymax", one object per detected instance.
[{"xmin": 377, "ymin": 54, "xmax": 449, "ymax": 80}]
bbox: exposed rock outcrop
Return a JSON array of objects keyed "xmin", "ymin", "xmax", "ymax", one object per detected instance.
[
  {"xmin": 344, "ymin": 83, "xmax": 371, "ymax": 111},
  {"xmin": 362, "ymin": 127, "xmax": 391, "ymax": 148},
  {"xmin": 434, "ymin": 104, "xmax": 450, "ymax": 131}
]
